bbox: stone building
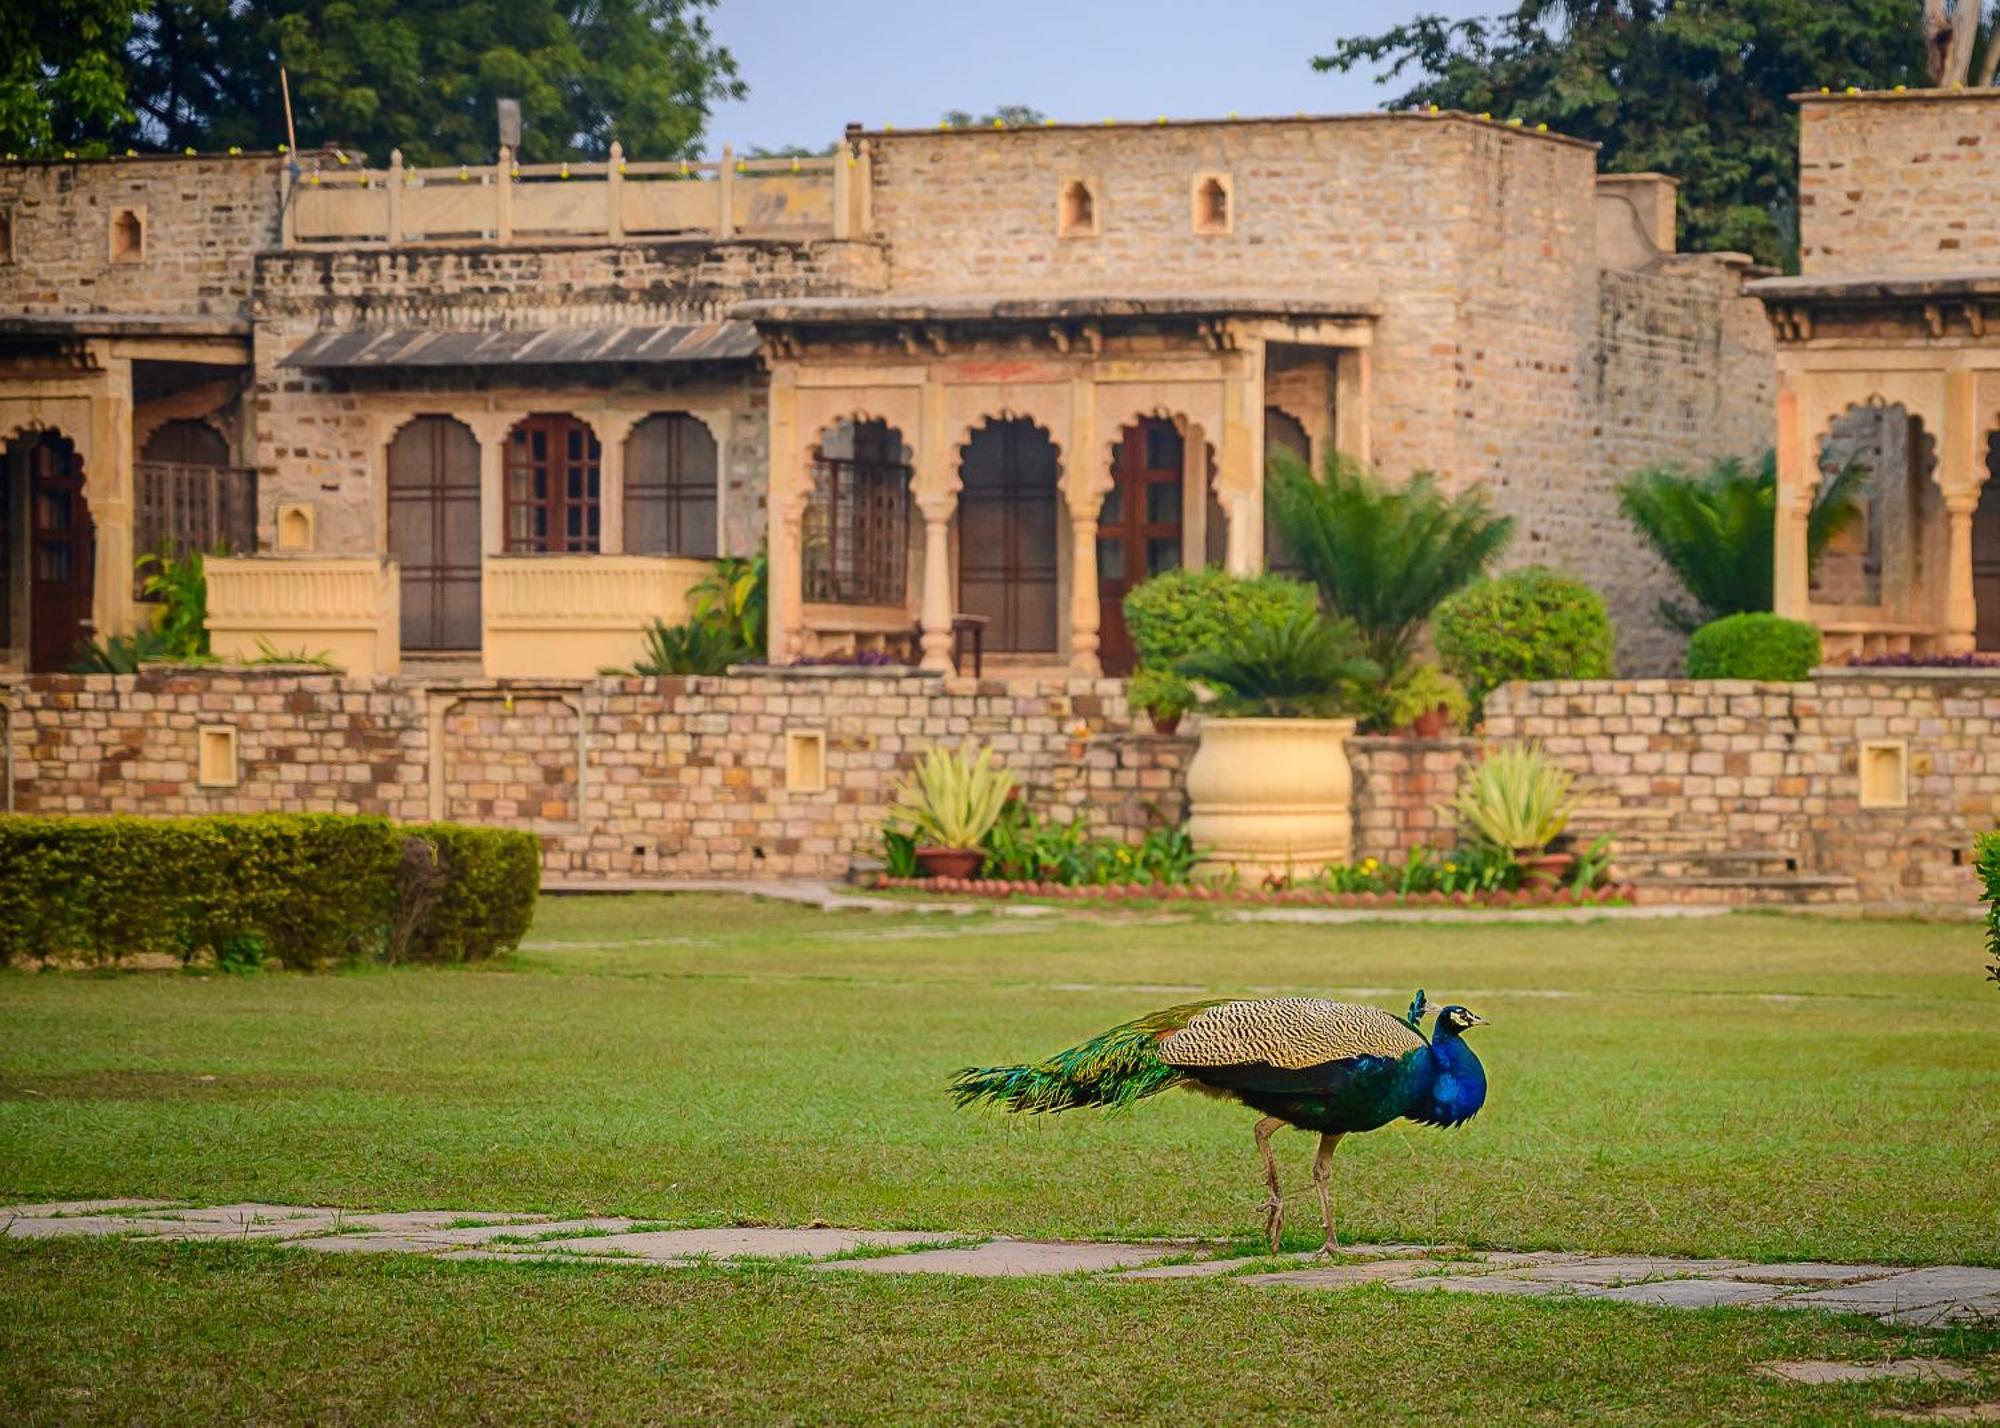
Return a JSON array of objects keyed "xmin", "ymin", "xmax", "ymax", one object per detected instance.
[
  {"xmin": 0, "ymin": 111, "xmax": 1775, "ymax": 677},
  {"xmin": 1754, "ymin": 89, "xmax": 2000, "ymax": 660}
]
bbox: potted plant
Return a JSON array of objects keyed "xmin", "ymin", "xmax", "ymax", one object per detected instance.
[
  {"xmin": 1128, "ymin": 667, "xmax": 1195, "ymax": 735},
  {"xmin": 1174, "ymin": 609, "xmax": 1380, "ymax": 881},
  {"xmin": 882, "ymin": 743, "xmax": 1017, "ymax": 881},
  {"xmin": 1450, "ymin": 743, "xmax": 1578, "ymax": 885},
  {"xmin": 1386, "ymin": 664, "xmax": 1471, "ymax": 739}
]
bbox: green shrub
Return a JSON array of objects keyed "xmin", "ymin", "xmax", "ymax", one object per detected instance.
[
  {"xmin": 1127, "ymin": 666, "xmax": 1194, "ymax": 723},
  {"xmin": 1434, "ymin": 567, "xmax": 1615, "ymax": 716},
  {"xmin": 1683, "ymin": 613, "xmax": 1822, "ymax": 681},
  {"xmin": 1384, "ymin": 663, "xmax": 1471, "ymax": 733},
  {"xmin": 1122, "ymin": 568, "xmax": 1318, "ymax": 668},
  {"xmin": 1977, "ymin": 831, "xmax": 2000, "ymax": 990},
  {"xmin": 0, "ymin": 815, "xmax": 537, "ymax": 969}
]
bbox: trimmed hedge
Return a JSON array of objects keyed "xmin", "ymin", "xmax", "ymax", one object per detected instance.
[
  {"xmin": 0, "ymin": 815, "xmax": 539, "ymax": 969},
  {"xmin": 1684, "ymin": 612, "xmax": 1822, "ymax": 681},
  {"xmin": 1434, "ymin": 567, "xmax": 1615, "ymax": 715},
  {"xmin": 1122, "ymin": 568, "xmax": 1319, "ymax": 668}
]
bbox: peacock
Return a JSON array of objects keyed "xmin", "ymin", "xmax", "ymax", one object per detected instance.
[{"xmin": 949, "ymin": 989, "xmax": 1486, "ymax": 1253}]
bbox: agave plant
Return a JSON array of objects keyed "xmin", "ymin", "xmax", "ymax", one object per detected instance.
[
  {"xmin": 1175, "ymin": 609, "xmax": 1380, "ymax": 719},
  {"xmin": 884, "ymin": 745, "xmax": 1017, "ymax": 851},
  {"xmin": 1451, "ymin": 744, "xmax": 1576, "ymax": 858},
  {"xmin": 1616, "ymin": 450, "xmax": 1864, "ymax": 632},
  {"xmin": 1265, "ymin": 450, "xmax": 1514, "ymax": 681}
]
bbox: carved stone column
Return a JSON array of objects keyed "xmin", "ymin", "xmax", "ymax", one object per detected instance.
[
  {"xmin": 917, "ymin": 495, "xmax": 955, "ymax": 672},
  {"xmin": 1771, "ymin": 380, "xmax": 1817, "ymax": 623},
  {"xmin": 1064, "ymin": 373, "xmax": 1102, "ymax": 676},
  {"xmin": 1944, "ymin": 494, "xmax": 1979, "ymax": 654}
]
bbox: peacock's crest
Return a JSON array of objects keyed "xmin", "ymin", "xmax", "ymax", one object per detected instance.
[{"xmin": 1403, "ymin": 988, "xmax": 1428, "ymax": 1032}]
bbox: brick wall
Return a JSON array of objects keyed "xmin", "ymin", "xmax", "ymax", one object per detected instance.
[
  {"xmin": 0, "ymin": 156, "xmax": 283, "ymax": 318},
  {"xmin": 1485, "ymin": 673, "xmax": 1998, "ymax": 909},
  {"xmin": 1347, "ymin": 736, "xmax": 1480, "ymax": 865},
  {"xmin": 1798, "ymin": 91, "xmax": 2000, "ymax": 277}
]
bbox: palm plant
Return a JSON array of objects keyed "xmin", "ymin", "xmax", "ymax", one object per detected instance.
[
  {"xmin": 884, "ymin": 745, "xmax": 1018, "ymax": 851},
  {"xmin": 606, "ymin": 618, "xmax": 752, "ymax": 676},
  {"xmin": 1265, "ymin": 450, "xmax": 1514, "ymax": 680},
  {"xmin": 1175, "ymin": 609, "xmax": 1381, "ymax": 718},
  {"xmin": 1616, "ymin": 450, "xmax": 1865, "ymax": 632}
]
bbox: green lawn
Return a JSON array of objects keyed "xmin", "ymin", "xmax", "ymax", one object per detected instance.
[{"xmin": 3, "ymin": 897, "xmax": 1999, "ymax": 1424}]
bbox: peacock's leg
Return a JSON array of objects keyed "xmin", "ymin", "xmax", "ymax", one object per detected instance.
[
  {"xmin": 1312, "ymin": 1131, "xmax": 1346, "ymax": 1255},
  {"xmin": 1253, "ymin": 1116, "xmax": 1286, "ymax": 1253}
]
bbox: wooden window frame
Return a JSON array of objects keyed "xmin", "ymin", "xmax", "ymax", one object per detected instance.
[
  {"xmin": 803, "ymin": 421, "xmax": 911, "ymax": 606},
  {"xmin": 504, "ymin": 413, "xmax": 602, "ymax": 554},
  {"xmin": 623, "ymin": 412, "xmax": 719, "ymax": 558}
]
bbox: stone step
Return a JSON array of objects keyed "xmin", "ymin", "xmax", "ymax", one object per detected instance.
[
  {"xmin": 1630, "ymin": 873, "xmax": 1860, "ymax": 908},
  {"xmin": 1615, "ymin": 849, "xmax": 1804, "ymax": 879}
]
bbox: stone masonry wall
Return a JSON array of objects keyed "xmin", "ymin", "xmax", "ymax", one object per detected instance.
[
  {"xmin": 0, "ymin": 156, "xmax": 283, "ymax": 318},
  {"xmin": 1, "ymin": 670, "xmax": 1185, "ymax": 881},
  {"xmin": 252, "ymin": 237, "xmax": 885, "ymax": 556},
  {"xmin": 1798, "ymin": 92, "xmax": 2000, "ymax": 277},
  {"xmin": 1485, "ymin": 674, "xmax": 2000, "ymax": 909}
]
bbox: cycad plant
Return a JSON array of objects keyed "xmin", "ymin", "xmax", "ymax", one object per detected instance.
[
  {"xmin": 1176, "ymin": 609, "xmax": 1381, "ymax": 718},
  {"xmin": 885, "ymin": 745, "xmax": 1018, "ymax": 850},
  {"xmin": 606, "ymin": 618, "xmax": 752, "ymax": 676},
  {"xmin": 1616, "ymin": 451, "xmax": 1865, "ymax": 632},
  {"xmin": 1266, "ymin": 450, "xmax": 1514, "ymax": 680}
]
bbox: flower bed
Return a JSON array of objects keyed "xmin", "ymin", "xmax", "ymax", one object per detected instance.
[{"xmin": 869, "ymin": 875, "xmax": 1634, "ymax": 909}]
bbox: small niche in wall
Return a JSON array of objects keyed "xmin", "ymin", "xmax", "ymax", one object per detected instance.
[
  {"xmin": 0, "ymin": 208, "xmax": 14, "ymax": 265},
  {"xmin": 1058, "ymin": 177, "xmax": 1099, "ymax": 238},
  {"xmin": 1858, "ymin": 739, "xmax": 1907, "ymax": 809},
  {"xmin": 1192, "ymin": 172, "xmax": 1232, "ymax": 234},
  {"xmin": 198, "ymin": 725, "xmax": 240, "ymax": 788},
  {"xmin": 276, "ymin": 502, "xmax": 317, "ymax": 552},
  {"xmin": 109, "ymin": 207, "xmax": 146, "ymax": 264},
  {"xmin": 785, "ymin": 728, "xmax": 827, "ymax": 793}
]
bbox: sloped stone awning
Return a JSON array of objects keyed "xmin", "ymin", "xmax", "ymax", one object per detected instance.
[{"xmin": 280, "ymin": 321, "xmax": 761, "ymax": 370}]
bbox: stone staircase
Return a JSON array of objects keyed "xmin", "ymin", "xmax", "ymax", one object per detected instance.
[{"xmin": 1569, "ymin": 801, "xmax": 1860, "ymax": 909}]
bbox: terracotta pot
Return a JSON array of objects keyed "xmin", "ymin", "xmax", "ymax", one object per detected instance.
[
  {"xmin": 1147, "ymin": 709, "xmax": 1184, "ymax": 736},
  {"xmin": 1411, "ymin": 706, "xmax": 1450, "ymax": 740},
  {"xmin": 1519, "ymin": 851, "xmax": 1576, "ymax": 888},
  {"xmin": 1186, "ymin": 717, "xmax": 1356, "ymax": 882},
  {"xmin": 915, "ymin": 846, "xmax": 984, "ymax": 880}
]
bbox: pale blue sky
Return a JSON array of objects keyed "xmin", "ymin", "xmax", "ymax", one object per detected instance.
[{"xmin": 707, "ymin": 0, "xmax": 1499, "ymax": 153}]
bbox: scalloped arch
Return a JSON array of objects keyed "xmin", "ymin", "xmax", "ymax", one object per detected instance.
[{"xmin": 951, "ymin": 410, "xmax": 1066, "ymax": 491}]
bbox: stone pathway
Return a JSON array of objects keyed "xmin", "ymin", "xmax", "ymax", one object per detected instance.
[{"xmin": 5, "ymin": 1200, "xmax": 1997, "ymax": 1328}]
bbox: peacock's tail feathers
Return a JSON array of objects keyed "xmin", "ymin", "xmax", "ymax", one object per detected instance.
[{"xmin": 948, "ymin": 1000, "xmax": 1227, "ymax": 1114}]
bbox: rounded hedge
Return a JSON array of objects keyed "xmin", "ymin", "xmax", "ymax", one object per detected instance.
[
  {"xmin": 1684, "ymin": 613, "xmax": 1822, "ymax": 681},
  {"xmin": 1434, "ymin": 567, "xmax": 1615, "ymax": 713},
  {"xmin": 1122, "ymin": 568, "xmax": 1318, "ymax": 668}
]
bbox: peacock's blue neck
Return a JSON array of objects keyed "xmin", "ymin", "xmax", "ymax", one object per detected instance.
[{"xmin": 1418, "ymin": 1029, "xmax": 1487, "ymax": 1128}]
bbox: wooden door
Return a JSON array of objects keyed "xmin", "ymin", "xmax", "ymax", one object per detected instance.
[
  {"xmin": 389, "ymin": 417, "xmax": 482, "ymax": 652},
  {"xmin": 1097, "ymin": 418, "xmax": 1184, "ymax": 675},
  {"xmin": 27, "ymin": 433, "xmax": 94, "ymax": 673},
  {"xmin": 958, "ymin": 419, "xmax": 1059, "ymax": 653}
]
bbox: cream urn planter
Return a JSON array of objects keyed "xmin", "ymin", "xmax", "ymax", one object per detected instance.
[{"xmin": 1185, "ymin": 717, "xmax": 1357, "ymax": 881}]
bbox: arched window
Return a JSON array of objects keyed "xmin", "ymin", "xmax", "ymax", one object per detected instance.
[
  {"xmin": 136, "ymin": 419, "xmax": 252, "ymax": 566},
  {"xmin": 959, "ymin": 418, "xmax": 1059, "ymax": 653},
  {"xmin": 1811, "ymin": 402, "xmax": 1935, "ymax": 613},
  {"xmin": 1194, "ymin": 175, "xmax": 1230, "ymax": 234},
  {"xmin": 624, "ymin": 414, "xmax": 717, "ymax": 558},
  {"xmin": 1059, "ymin": 179, "xmax": 1097, "ymax": 237},
  {"xmin": 389, "ymin": 416, "xmax": 481, "ymax": 652},
  {"xmin": 804, "ymin": 419, "xmax": 911, "ymax": 606},
  {"xmin": 505, "ymin": 413, "xmax": 601, "ymax": 553}
]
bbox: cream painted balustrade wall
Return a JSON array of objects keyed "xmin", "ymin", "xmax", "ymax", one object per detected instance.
[
  {"xmin": 207, "ymin": 556, "xmax": 400, "ymax": 675},
  {"xmin": 482, "ymin": 555, "xmax": 710, "ymax": 678}
]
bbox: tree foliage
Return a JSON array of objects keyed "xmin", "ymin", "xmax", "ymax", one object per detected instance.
[
  {"xmin": 1616, "ymin": 450, "xmax": 1864, "ymax": 630},
  {"xmin": 1315, "ymin": 1, "xmax": 1935, "ymax": 267},
  {"xmin": 19, "ymin": 0, "xmax": 741, "ymax": 163}
]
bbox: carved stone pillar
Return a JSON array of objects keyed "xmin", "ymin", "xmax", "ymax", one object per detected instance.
[
  {"xmin": 917, "ymin": 495, "xmax": 954, "ymax": 672},
  {"xmin": 1771, "ymin": 380, "xmax": 1816, "ymax": 623},
  {"xmin": 1944, "ymin": 494, "xmax": 1979, "ymax": 654},
  {"xmin": 1067, "ymin": 510, "xmax": 1100, "ymax": 676}
]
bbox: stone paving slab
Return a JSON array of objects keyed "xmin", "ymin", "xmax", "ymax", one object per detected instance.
[
  {"xmin": 1786, "ymin": 1268, "xmax": 2000, "ymax": 1316},
  {"xmin": 1582, "ymin": 1278, "xmax": 1799, "ymax": 1309},
  {"xmin": 811, "ymin": 1238, "xmax": 1192, "ymax": 1277},
  {"xmin": 1513, "ymin": 1256, "xmax": 1745, "ymax": 1285},
  {"xmin": 0, "ymin": 1199, "xmax": 185, "ymax": 1217},
  {"xmin": 1725, "ymin": 1261, "xmax": 1908, "ymax": 1285},
  {"xmin": 1386, "ymin": 1274, "xmax": 1573, "ymax": 1298},
  {"xmin": 513, "ymin": 1228, "xmax": 944, "ymax": 1262},
  {"xmin": 1238, "ymin": 1260, "xmax": 1442, "ymax": 1289},
  {"xmin": 286, "ymin": 1219, "xmax": 635, "ymax": 1255},
  {"xmin": 1761, "ymin": 1359, "xmax": 1974, "ymax": 1386}
]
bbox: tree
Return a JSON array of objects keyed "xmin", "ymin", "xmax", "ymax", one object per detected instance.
[
  {"xmin": 0, "ymin": 0, "xmax": 138, "ymax": 157},
  {"xmin": 1316, "ymin": 2, "xmax": 1933, "ymax": 267},
  {"xmin": 941, "ymin": 105, "xmax": 1047, "ymax": 129},
  {"xmin": 119, "ymin": 0, "xmax": 742, "ymax": 164},
  {"xmin": 1615, "ymin": 450, "xmax": 1863, "ymax": 629},
  {"xmin": 1923, "ymin": 1, "xmax": 2000, "ymax": 86}
]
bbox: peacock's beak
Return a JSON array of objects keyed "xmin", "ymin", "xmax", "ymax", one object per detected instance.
[{"xmin": 1463, "ymin": 1011, "xmax": 1488, "ymax": 1027}]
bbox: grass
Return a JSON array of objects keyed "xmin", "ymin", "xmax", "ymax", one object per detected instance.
[
  {"xmin": 4, "ymin": 895, "xmax": 2000, "ymax": 1423},
  {"xmin": 2, "ymin": 1240, "xmax": 1997, "ymax": 1427},
  {"xmin": 3, "ymin": 895, "xmax": 1994, "ymax": 1264}
]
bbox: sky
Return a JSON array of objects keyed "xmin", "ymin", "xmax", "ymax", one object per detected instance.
[{"xmin": 705, "ymin": 0, "xmax": 1500, "ymax": 154}]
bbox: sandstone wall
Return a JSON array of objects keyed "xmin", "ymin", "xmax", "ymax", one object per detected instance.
[
  {"xmin": 1798, "ymin": 91, "xmax": 2000, "ymax": 277},
  {"xmin": 1, "ymin": 670, "xmax": 1186, "ymax": 881},
  {"xmin": 0, "ymin": 155, "xmax": 283, "ymax": 318},
  {"xmin": 1485, "ymin": 674, "xmax": 1996, "ymax": 909},
  {"xmin": 251, "ymin": 237, "xmax": 886, "ymax": 554}
]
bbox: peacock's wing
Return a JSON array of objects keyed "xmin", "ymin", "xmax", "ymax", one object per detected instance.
[{"xmin": 1156, "ymin": 997, "xmax": 1426, "ymax": 1071}]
